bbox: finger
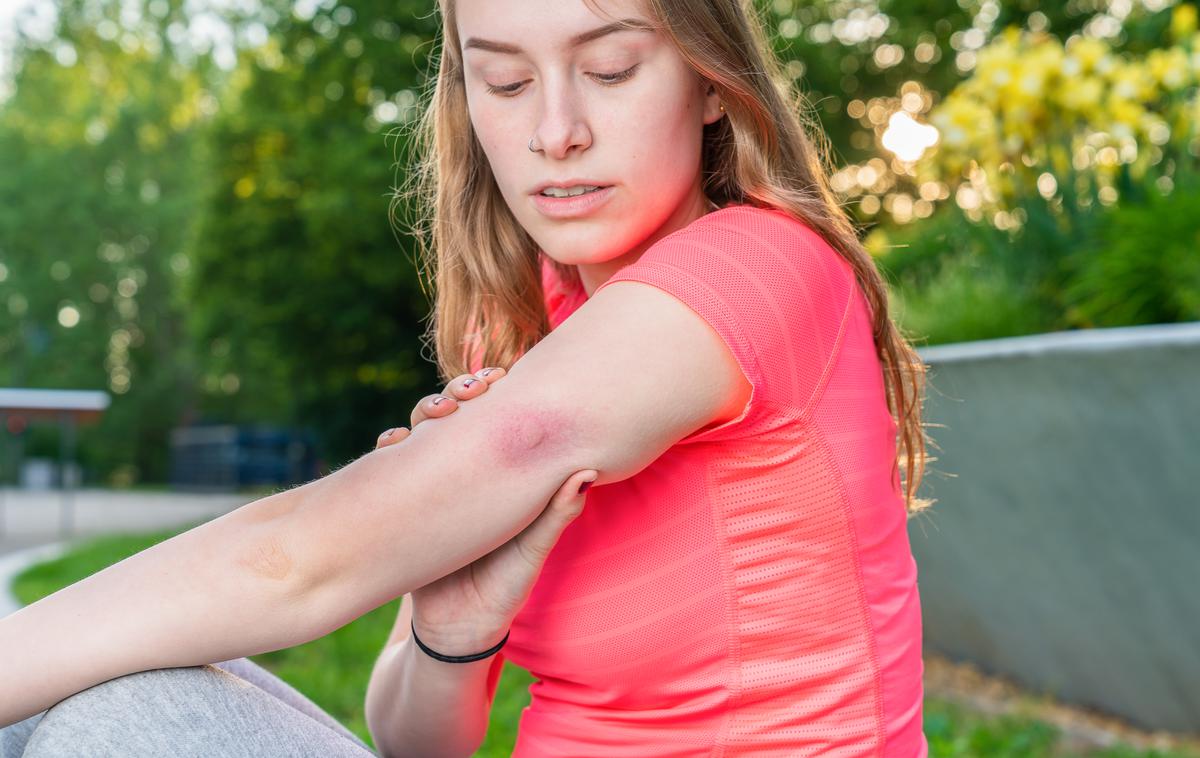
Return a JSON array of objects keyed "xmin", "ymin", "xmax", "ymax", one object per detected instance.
[
  {"xmin": 545, "ymin": 470, "xmax": 598, "ymax": 523},
  {"xmin": 375, "ymin": 426, "xmax": 411, "ymax": 449},
  {"xmin": 414, "ymin": 370, "xmax": 503, "ymax": 429},
  {"xmin": 410, "ymin": 393, "xmax": 456, "ymax": 428},
  {"xmin": 444, "ymin": 373, "xmax": 489, "ymax": 400},
  {"xmin": 477, "ymin": 367, "xmax": 507, "ymax": 385},
  {"xmin": 565, "ymin": 468, "xmax": 598, "ymax": 508},
  {"xmin": 514, "ymin": 470, "xmax": 598, "ymax": 567}
]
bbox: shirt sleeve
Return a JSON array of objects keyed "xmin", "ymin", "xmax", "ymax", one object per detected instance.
[{"xmin": 593, "ymin": 205, "xmax": 857, "ymax": 445}]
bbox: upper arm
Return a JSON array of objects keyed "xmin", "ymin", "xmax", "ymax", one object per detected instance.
[
  {"xmin": 273, "ymin": 277, "xmax": 751, "ymax": 633},
  {"xmin": 493, "ymin": 276, "xmax": 755, "ymax": 482}
]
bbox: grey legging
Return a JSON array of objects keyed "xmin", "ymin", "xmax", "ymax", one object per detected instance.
[{"xmin": 0, "ymin": 657, "xmax": 376, "ymax": 757}]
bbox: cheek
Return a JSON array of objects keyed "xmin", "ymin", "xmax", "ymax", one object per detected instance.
[
  {"xmin": 627, "ymin": 91, "xmax": 704, "ymax": 177},
  {"xmin": 469, "ymin": 105, "xmax": 518, "ymax": 184},
  {"xmin": 467, "ymin": 97, "xmax": 499, "ymax": 152}
]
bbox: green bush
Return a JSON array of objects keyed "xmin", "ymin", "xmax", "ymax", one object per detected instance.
[
  {"xmin": 875, "ymin": 201, "xmax": 1061, "ymax": 345},
  {"xmin": 1062, "ymin": 179, "xmax": 1200, "ymax": 327},
  {"xmin": 876, "ymin": 163, "xmax": 1200, "ymax": 344}
]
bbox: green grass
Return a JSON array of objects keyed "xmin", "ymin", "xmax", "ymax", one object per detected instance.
[{"xmin": 12, "ymin": 526, "xmax": 1197, "ymax": 757}]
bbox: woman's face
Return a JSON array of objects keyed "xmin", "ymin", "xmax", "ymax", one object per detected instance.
[{"xmin": 455, "ymin": 0, "xmax": 724, "ymax": 286}]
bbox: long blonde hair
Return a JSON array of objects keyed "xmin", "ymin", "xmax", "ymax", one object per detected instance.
[{"xmin": 392, "ymin": 0, "xmax": 935, "ymax": 516}]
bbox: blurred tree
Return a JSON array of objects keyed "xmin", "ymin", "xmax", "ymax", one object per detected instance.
[
  {"xmin": 186, "ymin": 0, "xmax": 441, "ymax": 470},
  {"xmin": 0, "ymin": 0, "xmax": 218, "ymax": 482},
  {"xmin": 757, "ymin": 0, "xmax": 1099, "ymax": 168}
]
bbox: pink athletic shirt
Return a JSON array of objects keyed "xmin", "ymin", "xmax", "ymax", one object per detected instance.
[{"xmin": 476, "ymin": 204, "xmax": 927, "ymax": 756}]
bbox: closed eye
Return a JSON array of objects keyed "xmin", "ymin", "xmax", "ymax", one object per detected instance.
[
  {"xmin": 591, "ymin": 63, "xmax": 640, "ymax": 85},
  {"xmin": 485, "ymin": 64, "xmax": 640, "ymax": 97}
]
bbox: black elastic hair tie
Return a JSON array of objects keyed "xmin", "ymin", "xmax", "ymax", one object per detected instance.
[{"xmin": 410, "ymin": 619, "xmax": 510, "ymax": 663}]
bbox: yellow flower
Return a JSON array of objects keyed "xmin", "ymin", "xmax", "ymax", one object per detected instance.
[
  {"xmin": 1171, "ymin": 3, "xmax": 1198, "ymax": 43},
  {"xmin": 1056, "ymin": 76, "xmax": 1104, "ymax": 118},
  {"xmin": 974, "ymin": 41, "xmax": 1020, "ymax": 96},
  {"xmin": 931, "ymin": 97, "xmax": 996, "ymax": 149},
  {"xmin": 1147, "ymin": 48, "xmax": 1191, "ymax": 91},
  {"xmin": 1107, "ymin": 60, "xmax": 1155, "ymax": 102},
  {"xmin": 920, "ymin": 27, "xmax": 1191, "ymax": 210},
  {"xmin": 1064, "ymin": 36, "xmax": 1111, "ymax": 76},
  {"xmin": 1107, "ymin": 95, "xmax": 1146, "ymax": 136}
]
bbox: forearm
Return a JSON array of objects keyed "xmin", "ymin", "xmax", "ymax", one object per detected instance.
[
  {"xmin": 365, "ymin": 638, "xmax": 500, "ymax": 758},
  {"xmin": 0, "ymin": 494, "xmax": 312, "ymax": 727}
]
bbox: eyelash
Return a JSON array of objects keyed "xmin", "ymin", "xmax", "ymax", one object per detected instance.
[{"xmin": 484, "ymin": 64, "xmax": 640, "ymax": 97}]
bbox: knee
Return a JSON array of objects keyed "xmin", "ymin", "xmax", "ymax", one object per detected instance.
[
  {"xmin": 51, "ymin": 666, "xmax": 220, "ymax": 716},
  {"xmin": 23, "ymin": 666, "xmax": 226, "ymax": 755}
]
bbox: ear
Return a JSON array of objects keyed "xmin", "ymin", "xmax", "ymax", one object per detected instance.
[{"xmin": 702, "ymin": 81, "xmax": 725, "ymax": 126}]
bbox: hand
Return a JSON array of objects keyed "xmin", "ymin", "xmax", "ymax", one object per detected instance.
[
  {"xmin": 373, "ymin": 366, "xmax": 507, "ymax": 446},
  {"xmin": 375, "ymin": 368, "xmax": 598, "ymax": 656}
]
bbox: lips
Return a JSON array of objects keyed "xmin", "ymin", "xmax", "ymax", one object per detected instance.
[
  {"xmin": 531, "ymin": 185, "xmax": 616, "ymax": 219},
  {"xmin": 530, "ymin": 179, "xmax": 612, "ymax": 196}
]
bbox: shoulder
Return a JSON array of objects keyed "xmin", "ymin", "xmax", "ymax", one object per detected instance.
[
  {"xmin": 603, "ymin": 204, "xmax": 856, "ymax": 337},
  {"xmin": 635, "ymin": 204, "xmax": 851, "ymax": 285},
  {"xmin": 597, "ymin": 203, "xmax": 859, "ymax": 417}
]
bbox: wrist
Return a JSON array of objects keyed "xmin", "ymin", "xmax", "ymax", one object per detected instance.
[
  {"xmin": 410, "ymin": 619, "xmax": 509, "ymax": 661},
  {"xmin": 401, "ymin": 631, "xmax": 503, "ymax": 677}
]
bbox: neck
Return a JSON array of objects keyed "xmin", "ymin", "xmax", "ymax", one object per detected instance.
[{"xmin": 576, "ymin": 189, "xmax": 719, "ymax": 299}]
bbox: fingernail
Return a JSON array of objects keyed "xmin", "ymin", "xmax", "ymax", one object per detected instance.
[
  {"xmin": 480, "ymin": 368, "xmax": 493, "ymax": 377},
  {"xmin": 578, "ymin": 481, "xmax": 593, "ymax": 494},
  {"xmin": 379, "ymin": 428, "xmax": 396, "ymax": 440},
  {"xmin": 463, "ymin": 378, "xmax": 477, "ymax": 388},
  {"xmin": 432, "ymin": 396, "xmax": 446, "ymax": 405}
]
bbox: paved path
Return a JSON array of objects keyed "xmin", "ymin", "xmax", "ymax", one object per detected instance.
[{"xmin": 0, "ymin": 488, "xmax": 252, "ymax": 618}]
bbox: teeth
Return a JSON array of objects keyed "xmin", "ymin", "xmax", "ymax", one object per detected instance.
[{"xmin": 541, "ymin": 185, "xmax": 600, "ymax": 198}]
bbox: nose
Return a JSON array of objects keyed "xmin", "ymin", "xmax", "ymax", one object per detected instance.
[{"xmin": 529, "ymin": 74, "xmax": 592, "ymax": 159}]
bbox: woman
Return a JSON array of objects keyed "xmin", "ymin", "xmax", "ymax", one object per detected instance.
[{"xmin": 0, "ymin": 0, "xmax": 934, "ymax": 755}]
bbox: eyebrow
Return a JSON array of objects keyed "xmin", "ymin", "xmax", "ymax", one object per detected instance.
[{"xmin": 462, "ymin": 18, "xmax": 655, "ymax": 55}]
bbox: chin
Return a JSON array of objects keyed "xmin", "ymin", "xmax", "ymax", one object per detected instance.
[
  {"xmin": 533, "ymin": 226, "xmax": 613, "ymax": 257},
  {"xmin": 537, "ymin": 247, "xmax": 600, "ymax": 267}
]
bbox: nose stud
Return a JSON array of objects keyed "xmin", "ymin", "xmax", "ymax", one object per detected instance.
[{"xmin": 528, "ymin": 136, "xmax": 537, "ymax": 153}]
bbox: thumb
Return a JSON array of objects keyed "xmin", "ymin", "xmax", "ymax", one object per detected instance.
[
  {"xmin": 553, "ymin": 469, "xmax": 598, "ymax": 521},
  {"xmin": 514, "ymin": 470, "xmax": 598, "ymax": 565}
]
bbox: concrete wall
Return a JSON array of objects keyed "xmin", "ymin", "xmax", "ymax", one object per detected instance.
[{"xmin": 910, "ymin": 321, "xmax": 1200, "ymax": 733}]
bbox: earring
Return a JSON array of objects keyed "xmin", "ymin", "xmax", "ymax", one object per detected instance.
[{"xmin": 719, "ymin": 103, "xmax": 725, "ymax": 113}]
